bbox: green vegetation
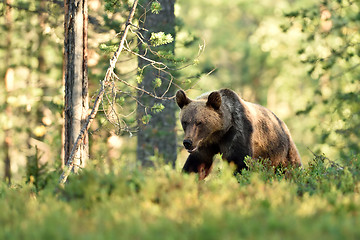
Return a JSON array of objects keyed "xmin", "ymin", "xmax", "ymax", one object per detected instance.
[
  {"xmin": 1, "ymin": 0, "xmax": 359, "ymax": 238},
  {"xmin": 2, "ymin": 155, "xmax": 360, "ymax": 239},
  {"xmin": 286, "ymin": 0, "xmax": 360, "ymax": 160}
]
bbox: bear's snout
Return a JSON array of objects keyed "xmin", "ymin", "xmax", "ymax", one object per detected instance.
[{"xmin": 183, "ymin": 139, "xmax": 193, "ymax": 150}]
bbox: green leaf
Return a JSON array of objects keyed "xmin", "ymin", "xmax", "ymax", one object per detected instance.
[
  {"xmin": 136, "ymin": 75, "xmax": 143, "ymax": 84},
  {"xmin": 142, "ymin": 115, "xmax": 152, "ymax": 124},
  {"xmin": 151, "ymin": 1, "xmax": 162, "ymax": 14},
  {"xmin": 150, "ymin": 32, "xmax": 174, "ymax": 47},
  {"xmin": 153, "ymin": 78, "xmax": 162, "ymax": 88},
  {"xmin": 118, "ymin": 97, "xmax": 125, "ymax": 106},
  {"xmin": 99, "ymin": 43, "xmax": 118, "ymax": 53},
  {"xmin": 157, "ymin": 50, "xmax": 175, "ymax": 61},
  {"xmin": 151, "ymin": 103, "xmax": 165, "ymax": 113}
]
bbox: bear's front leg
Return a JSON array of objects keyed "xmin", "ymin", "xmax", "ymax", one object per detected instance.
[{"xmin": 182, "ymin": 148, "xmax": 217, "ymax": 180}]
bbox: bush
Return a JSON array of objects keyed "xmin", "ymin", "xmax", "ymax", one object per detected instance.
[{"xmin": 1, "ymin": 155, "xmax": 360, "ymax": 239}]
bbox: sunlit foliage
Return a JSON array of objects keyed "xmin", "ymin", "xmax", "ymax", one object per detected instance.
[
  {"xmin": 284, "ymin": 0, "xmax": 360, "ymax": 160},
  {"xmin": 1, "ymin": 156, "xmax": 360, "ymax": 239}
]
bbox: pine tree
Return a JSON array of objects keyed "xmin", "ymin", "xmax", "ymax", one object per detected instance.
[
  {"xmin": 63, "ymin": 0, "xmax": 89, "ymax": 172},
  {"xmin": 137, "ymin": 0, "xmax": 177, "ymax": 167}
]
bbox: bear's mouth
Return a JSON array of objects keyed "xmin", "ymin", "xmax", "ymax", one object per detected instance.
[
  {"xmin": 187, "ymin": 147, "xmax": 198, "ymax": 153},
  {"xmin": 186, "ymin": 140, "xmax": 203, "ymax": 153}
]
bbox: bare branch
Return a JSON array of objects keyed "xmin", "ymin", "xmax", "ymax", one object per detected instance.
[
  {"xmin": 112, "ymin": 73, "xmax": 175, "ymax": 100},
  {"xmin": 59, "ymin": 0, "xmax": 139, "ymax": 185}
]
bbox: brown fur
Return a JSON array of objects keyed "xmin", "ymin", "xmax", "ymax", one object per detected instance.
[{"xmin": 176, "ymin": 89, "xmax": 302, "ymax": 179}]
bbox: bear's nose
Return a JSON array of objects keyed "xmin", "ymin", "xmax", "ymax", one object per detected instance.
[{"xmin": 183, "ymin": 139, "xmax": 193, "ymax": 150}]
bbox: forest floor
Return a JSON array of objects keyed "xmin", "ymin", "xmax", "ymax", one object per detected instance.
[{"xmin": 1, "ymin": 155, "xmax": 360, "ymax": 240}]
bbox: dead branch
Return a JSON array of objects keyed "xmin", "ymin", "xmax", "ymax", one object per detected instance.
[
  {"xmin": 112, "ymin": 74, "xmax": 175, "ymax": 100},
  {"xmin": 59, "ymin": 0, "xmax": 139, "ymax": 185}
]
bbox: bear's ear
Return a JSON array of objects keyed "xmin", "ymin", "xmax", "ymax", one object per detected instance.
[
  {"xmin": 206, "ymin": 91, "xmax": 221, "ymax": 110},
  {"xmin": 176, "ymin": 90, "xmax": 191, "ymax": 109}
]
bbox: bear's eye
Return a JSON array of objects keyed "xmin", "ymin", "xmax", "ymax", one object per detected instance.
[
  {"xmin": 195, "ymin": 121, "xmax": 202, "ymax": 126},
  {"xmin": 182, "ymin": 121, "xmax": 188, "ymax": 128}
]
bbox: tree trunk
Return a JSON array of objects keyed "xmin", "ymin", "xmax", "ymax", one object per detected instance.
[
  {"xmin": 137, "ymin": 0, "xmax": 177, "ymax": 167},
  {"xmin": 38, "ymin": 0, "xmax": 47, "ymax": 84},
  {"xmin": 63, "ymin": 0, "xmax": 89, "ymax": 172},
  {"xmin": 3, "ymin": 0, "xmax": 13, "ymax": 183},
  {"xmin": 4, "ymin": 70, "xmax": 13, "ymax": 184}
]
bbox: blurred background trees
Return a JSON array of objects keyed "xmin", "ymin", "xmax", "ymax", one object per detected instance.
[
  {"xmin": 0, "ymin": 0, "xmax": 359, "ymax": 181},
  {"xmin": 136, "ymin": 0, "xmax": 177, "ymax": 167},
  {"xmin": 0, "ymin": 0, "xmax": 64, "ymax": 182},
  {"xmin": 3, "ymin": 0, "xmax": 13, "ymax": 183},
  {"xmin": 284, "ymin": 0, "xmax": 360, "ymax": 160}
]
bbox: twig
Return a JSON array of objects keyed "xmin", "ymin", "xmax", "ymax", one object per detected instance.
[
  {"xmin": 112, "ymin": 73, "xmax": 175, "ymax": 100},
  {"xmin": 59, "ymin": 0, "xmax": 139, "ymax": 185}
]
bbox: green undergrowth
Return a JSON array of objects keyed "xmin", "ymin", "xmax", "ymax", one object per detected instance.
[{"xmin": 1, "ymin": 155, "xmax": 360, "ymax": 240}]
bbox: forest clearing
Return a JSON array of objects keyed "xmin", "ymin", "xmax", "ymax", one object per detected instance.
[{"xmin": 0, "ymin": 0, "xmax": 359, "ymax": 238}]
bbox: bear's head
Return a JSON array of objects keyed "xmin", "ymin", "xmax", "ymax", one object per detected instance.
[{"xmin": 176, "ymin": 90, "xmax": 224, "ymax": 153}]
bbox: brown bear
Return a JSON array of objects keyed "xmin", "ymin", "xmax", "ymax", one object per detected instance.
[{"xmin": 176, "ymin": 88, "xmax": 302, "ymax": 179}]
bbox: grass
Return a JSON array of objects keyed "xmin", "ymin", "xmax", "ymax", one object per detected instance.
[{"xmin": 1, "ymin": 155, "xmax": 360, "ymax": 240}]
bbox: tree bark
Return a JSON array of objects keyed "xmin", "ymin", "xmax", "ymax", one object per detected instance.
[
  {"xmin": 63, "ymin": 0, "xmax": 89, "ymax": 172},
  {"xmin": 137, "ymin": 0, "xmax": 177, "ymax": 167}
]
